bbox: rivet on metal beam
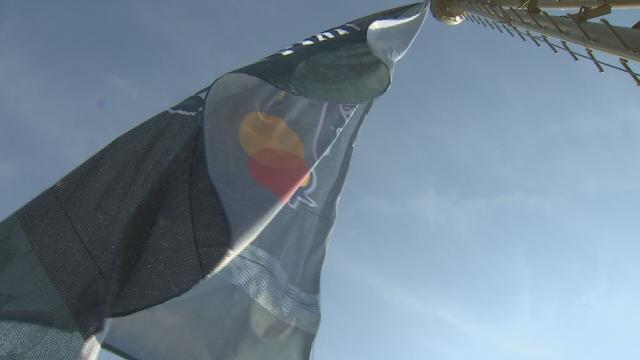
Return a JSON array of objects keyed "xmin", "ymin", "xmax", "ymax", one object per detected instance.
[
  {"xmin": 619, "ymin": 58, "xmax": 640, "ymax": 86},
  {"xmin": 600, "ymin": 18, "xmax": 632, "ymax": 52},
  {"xmin": 562, "ymin": 41, "xmax": 579, "ymax": 62},
  {"xmin": 526, "ymin": 30, "xmax": 541, "ymax": 47},
  {"xmin": 513, "ymin": 26, "xmax": 527, "ymax": 42},
  {"xmin": 542, "ymin": 35, "xmax": 558, "ymax": 53},
  {"xmin": 526, "ymin": 0, "xmax": 541, "ymax": 13},
  {"xmin": 586, "ymin": 48, "xmax": 604, "ymax": 73},
  {"xmin": 542, "ymin": 11, "xmax": 566, "ymax": 35},
  {"xmin": 526, "ymin": 11, "xmax": 545, "ymax": 29},
  {"xmin": 575, "ymin": 4, "xmax": 611, "ymax": 22},
  {"xmin": 571, "ymin": 15, "xmax": 595, "ymax": 43},
  {"xmin": 503, "ymin": 24, "xmax": 515, "ymax": 37},
  {"xmin": 510, "ymin": 7, "xmax": 527, "ymax": 25}
]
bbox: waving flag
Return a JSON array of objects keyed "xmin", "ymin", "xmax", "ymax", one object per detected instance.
[{"xmin": 0, "ymin": 3, "xmax": 427, "ymax": 359}]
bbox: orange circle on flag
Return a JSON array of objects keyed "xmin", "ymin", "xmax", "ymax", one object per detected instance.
[{"xmin": 239, "ymin": 112, "xmax": 310, "ymax": 200}]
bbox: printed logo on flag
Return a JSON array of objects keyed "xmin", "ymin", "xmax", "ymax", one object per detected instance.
[
  {"xmin": 238, "ymin": 104, "xmax": 357, "ymax": 209},
  {"xmin": 239, "ymin": 112, "xmax": 311, "ymax": 203},
  {"xmin": 287, "ymin": 104, "xmax": 357, "ymax": 209},
  {"xmin": 277, "ymin": 24, "xmax": 360, "ymax": 56}
]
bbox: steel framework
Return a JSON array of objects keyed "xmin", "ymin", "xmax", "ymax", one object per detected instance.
[{"xmin": 431, "ymin": 0, "xmax": 640, "ymax": 85}]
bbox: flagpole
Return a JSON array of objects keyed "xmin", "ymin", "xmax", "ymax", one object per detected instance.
[
  {"xmin": 474, "ymin": 0, "xmax": 640, "ymax": 9},
  {"xmin": 430, "ymin": 0, "xmax": 640, "ymax": 85}
]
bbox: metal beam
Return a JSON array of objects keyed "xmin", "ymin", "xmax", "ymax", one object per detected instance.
[
  {"xmin": 446, "ymin": 0, "xmax": 640, "ymax": 63},
  {"xmin": 489, "ymin": 0, "xmax": 640, "ymax": 9}
]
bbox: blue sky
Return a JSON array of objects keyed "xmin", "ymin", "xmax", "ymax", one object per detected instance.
[{"xmin": 2, "ymin": 1, "xmax": 640, "ymax": 359}]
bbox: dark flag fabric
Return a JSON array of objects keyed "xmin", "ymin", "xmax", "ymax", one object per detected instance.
[{"xmin": 0, "ymin": 3, "xmax": 427, "ymax": 359}]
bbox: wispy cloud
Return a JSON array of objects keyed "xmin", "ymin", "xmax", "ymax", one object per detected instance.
[{"xmin": 329, "ymin": 244, "xmax": 559, "ymax": 360}]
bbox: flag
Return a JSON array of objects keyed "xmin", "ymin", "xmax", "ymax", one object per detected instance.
[{"xmin": 0, "ymin": 2, "xmax": 427, "ymax": 359}]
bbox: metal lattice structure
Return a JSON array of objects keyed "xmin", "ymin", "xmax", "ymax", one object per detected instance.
[{"xmin": 431, "ymin": 0, "xmax": 640, "ymax": 85}]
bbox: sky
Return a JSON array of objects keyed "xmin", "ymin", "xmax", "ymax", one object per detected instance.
[{"xmin": 2, "ymin": 1, "xmax": 640, "ymax": 359}]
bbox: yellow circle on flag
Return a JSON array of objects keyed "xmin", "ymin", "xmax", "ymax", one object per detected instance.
[{"xmin": 239, "ymin": 112, "xmax": 305, "ymax": 167}]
